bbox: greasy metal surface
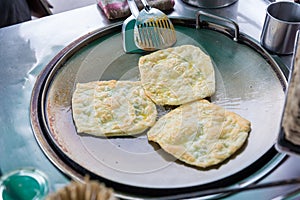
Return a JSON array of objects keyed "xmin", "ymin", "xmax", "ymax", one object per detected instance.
[{"xmin": 30, "ymin": 16, "xmax": 287, "ymax": 198}]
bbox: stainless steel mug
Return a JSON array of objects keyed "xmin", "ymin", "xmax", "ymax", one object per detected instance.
[{"xmin": 260, "ymin": 1, "xmax": 300, "ymax": 54}]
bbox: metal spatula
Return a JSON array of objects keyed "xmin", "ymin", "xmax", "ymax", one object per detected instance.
[{"xmin": 128, "ymin": 0, "xmax": 176, "ymax": 51}]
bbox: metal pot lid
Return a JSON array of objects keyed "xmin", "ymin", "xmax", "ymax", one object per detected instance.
[
  {"xmin": 31, "ymin": 13, "xmax": 287, "ymax": 199},
  {"xmin": 181, "ymin": 0, "xmax": 238, "ymax": 8}
]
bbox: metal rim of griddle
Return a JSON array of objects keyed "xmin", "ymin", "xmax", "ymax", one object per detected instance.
[{"xmin": 30, "ymin": 11, "xmax": 288, "ymax": 199}]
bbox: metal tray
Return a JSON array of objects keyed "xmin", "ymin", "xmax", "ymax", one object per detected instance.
[
  {"xmin": 31, "ymin": 13, "xmax": 288, "ymax": 199},
  {"xmin": 276, "ymin": 31, "xmax": 300, "ymax": 156}
]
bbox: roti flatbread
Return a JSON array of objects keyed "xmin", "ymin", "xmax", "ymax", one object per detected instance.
[
  {"xmin": 72, "ymin": 80, "xmax": 157, "ymax": 136},
  {"xmin": 147, "ymin": 99, "xmax": 251, "ymax": 168},
  {"xmin": 139, "ymin": 45, "xmax": 215, "ymax": 105}
]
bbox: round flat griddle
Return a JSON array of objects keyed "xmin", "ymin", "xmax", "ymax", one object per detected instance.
[{"xmin": 30, "ymin": 16, "xmax": 288, "ymax": 199}]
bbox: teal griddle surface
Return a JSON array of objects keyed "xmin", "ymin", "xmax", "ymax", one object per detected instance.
[{"xmin": 30, "ymin": 19, "xmax": 287, "ymax": 199}]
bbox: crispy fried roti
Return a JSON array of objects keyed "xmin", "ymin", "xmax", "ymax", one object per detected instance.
[
  {"xmin": 72, "ymin": 80, "xmax": 157, "ymax": 137},
  {"xmin": 139, "ymin": 45, "xmax": 215, "ymax": 105},
  {"xmin": 147, "ymin": 99, "xmax": 251, "ymax": 168}
]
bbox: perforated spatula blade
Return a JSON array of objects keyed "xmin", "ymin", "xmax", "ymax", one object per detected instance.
[{"xmin": 127, "ymin": 0, "xmax": 176, "ymax": 51}]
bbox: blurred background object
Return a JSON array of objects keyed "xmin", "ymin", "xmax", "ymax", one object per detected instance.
[
  {"xmin": 27, "ymin": 0, "xmax": 53, "ymax": 17},
  {"xmin": 47, "ymin": 0, "xmax": 95, "ymax": 14},
  {"xmin": 46, "ymin": 177, "xmax": 118, "ymax": 200},
  {"xmin": 0, "ymin": 0, "xmax": 53, "ymax": 28}
]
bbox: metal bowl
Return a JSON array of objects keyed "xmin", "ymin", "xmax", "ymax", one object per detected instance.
[{"xmin": 182, "ymin": 0, "xmax": 238, "ymax": 8}]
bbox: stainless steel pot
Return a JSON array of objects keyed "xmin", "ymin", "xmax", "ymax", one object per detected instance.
[
  {"xmin": 260, "ymin": 1, "xmax": 300, "ymax": 54},
  {"xmin": 181, "ymin": 0, "xmax": 238, "ymax": 8}
]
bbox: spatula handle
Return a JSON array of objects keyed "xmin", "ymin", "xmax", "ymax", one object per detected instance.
[
  {"xmin": 127, "ymin": 0, "xmax": 139, "ymax": 18},
  {"xmin": 140, "ymin": 0, "xmax": 151, "ymax": 11}
]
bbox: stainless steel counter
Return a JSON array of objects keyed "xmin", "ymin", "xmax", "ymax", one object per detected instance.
[{"xmin": 0, "ymin": 0, "xmax": 299, "ymax": 199}]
